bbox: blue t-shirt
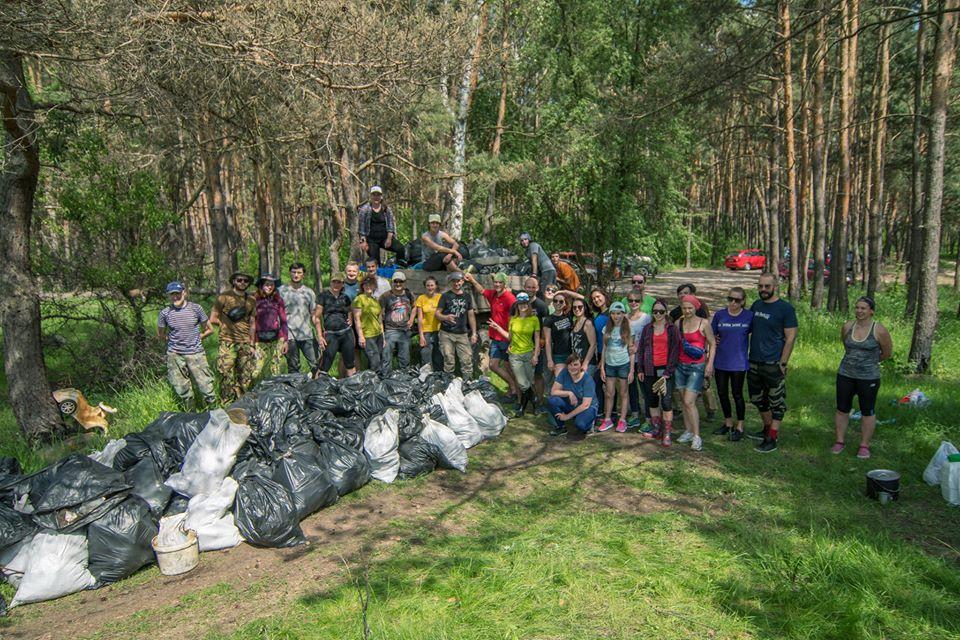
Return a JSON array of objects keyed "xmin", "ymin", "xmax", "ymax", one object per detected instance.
[
  {"xmin": 748, "ymin": 299, "xmax": 797, "ymax": 363},
  {"xmin": 555, "ymin": 368, "xmax": 599, "ymax": 410},
  {"xmin": 593, "ymin": 313, "xmax": 608, "ymax": 355},
  {"xmin": 711, "ymin": 308, "xmax": 753, "ymax": 372}
]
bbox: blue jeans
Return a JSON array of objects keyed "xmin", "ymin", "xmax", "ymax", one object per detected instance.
[
  {"xmin": 547, "ymin": 395, "xmax": 598, "ymax": 433},
  {"xmin": 675, "ymin": 362, "xmax": 706, "ymax": 392},
  {"xmin": 362, "ymin": 334, "xmax": 385, "ymax": 373},
  {"xmin": 489, "ymin": 339, "xmax": 510, "ymax": 360},
  {"xmin": 383, "ymin": 329, "xmax": 411, "ymax": 375},
  {"xmin": 420, "ymin": 331, "xmax": 441, "ymax": 371}
]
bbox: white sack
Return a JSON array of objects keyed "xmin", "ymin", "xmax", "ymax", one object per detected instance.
[
  {"xmin": 433, "ymin": 388, "xmax": 483, "ymax": 449},
  {"xmin": 364, "ymin": 409, "xmax": 400, "ymax": 483},
  {"xmin": 420, "ymin": 417, "xmax": 468, "ymax": 472},
  {"xmin": 184, "ymin": 477, "xmax": 242, "ymax": 551},
  {"xmin": 88, "ymin": 438, "xmax": 127, "ymax": 467},
  {"xmin": 10, "ymin": 532, "xmax": 96, "ymax": 607},
  {"xmin": 157, "ymin": 513, "xmax": 191, "ymax": 548},
  {"xmin": 463, "ymin": 390, "xmax": 507, "ymax": 438},
  {"xmin": 165, "ymin": 409, "xmax": 251, "ymax": 497},
  {"xmin": 941, "ymin": 461, "xmax": 960, "ymax": 506},
  {"xmin": 923, "ymin": 441, "xmax": 959, "ymax": 486},
  {"xmin": 0, "ymin": 534, "xmax": 34, "ymax": 588}
]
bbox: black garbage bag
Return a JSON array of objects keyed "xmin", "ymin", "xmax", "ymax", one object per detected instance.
[
  {"xmin": 422, "ymin": 402, "xmax": 449, "ymax": 425},
  {"xmin": 302, "ymin": 372, "xmax": 338, "ymax": 397},
  {"xmin": 112, "ymin": 430, "xmax": 169, "ymax": 473},
  {"xmin": 228, "ymin": 394, "xmax": 259, "ymax": 415},
  {"xmin": 0, "ymin": 592, "xmax": 6, "ymax": 617},
  {"xmin": 338, "ymin": 370, "xmax": 378, "ymax": 395},
  {"xmin": 143, "ymin": 412, "xmax": 209, "ymax": 472},
  {"xmin": 376, "ymin": 378, "xmax": 420, "ymax": 409},
  {"xmin": 405, "ymin": 239, "xmax": 423, "ymax": 264},
  {"xmin": 310, "ymin": 416, "xmax": 365, "ymax": 450},
  {"xmin": 463, "ymin": 379, "xmax": 501, "ymax": 404},
  {"xmin": 0, "ymin": 503, "xmax": 35, "ymax": 550},
  {"xmin": 164, "ymin": 494, "xmax": 189, "ymax": 517},
  {"xmin": 398, "ymin": 436, "xmax": 443, "ymax": 479},
  {"xmin": 396, "ymin": 410, "xmax": 425, "ymax": 442},
  {"xmin": 248, "ymin": 387, "xmax": 306, "ymax": 438},
  {"xmin": 316, "ymin": 439, "xmax": 371, "ymax": 496},
  {"xmin": 254, "ymin": 373, "xmax": 311, "ymax": 392},
  {"xmin": 87, "ymin": 496, "xmax": 158, "ymax": 584},
  {"xmin": 272, "ymin": 449, "xmax": 338, "ymax": 519},
  {"xmin": 422, "ymin": 371, "xmax": 454, "ymax": 398},
  {"xmin": 0, "ymin": 457, "xmax": 21, "ymax": 487},
  {"xmin": 28, "ymin": 455, "xmax": 132, "ymax": 533},
  {"xmin": 124, "ymin": 458, "xmax": 172, "ymax": 517},
  {"xmin": 233, "ymin": 464, "xmax": 306, "ymax": 548},
  {"xmin": 353, "ymin": 389, "xmax": 391, "ymax": 421}
]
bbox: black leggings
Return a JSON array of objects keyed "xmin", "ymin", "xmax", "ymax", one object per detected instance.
[
  {"xmin": 715, "ymin": 369, "xmax": 746, "ymax": 421},
  {"xmin": 640, "ymin": 368, "xmax": 674, "ymax": 412},
  {"xmin": 836, "ymin": 374, "xmax": 881, "ymax": 416},
  {"xmin": 320, "ymin": 329, "xmax": 357, "ymax": 371},
  {"xmin": 366, "ymin": 233, "xmax": 404, "ymax": 265}
]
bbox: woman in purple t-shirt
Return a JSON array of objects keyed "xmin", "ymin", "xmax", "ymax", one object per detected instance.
[{"xmin": 710, "ymin": 287, "xmax": 753, "ymax": 441}]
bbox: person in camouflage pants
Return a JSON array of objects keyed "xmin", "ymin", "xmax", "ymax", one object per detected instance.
[{"xmin": 209, "ymin": 272, "xmax": 258, "ymax": 404}]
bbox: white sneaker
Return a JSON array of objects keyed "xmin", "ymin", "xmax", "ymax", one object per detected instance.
[
  {"xmin": 676, "ymin": 431, "xmax": 694, "ymax": 443},
  {"xmin": 691, "ymin": 436, "xmax": 703, "ymax": 452}
]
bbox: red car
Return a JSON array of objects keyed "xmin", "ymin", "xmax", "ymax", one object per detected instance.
[{"xmin": 724, "ymin": 249, "xmax": 766, "ymax": 271}]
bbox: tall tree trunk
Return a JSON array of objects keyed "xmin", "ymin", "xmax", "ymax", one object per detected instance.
[
  {"xmin": 483, "ymin": 4, "xmax": 510, "ymax": 241},
  {"xmin": 811, "ymin": 3, "xmax": 828, "ymax": 308},
  {"xmin": 767, "ymin": 90, "xmax": 782, "ymax": 269},
  {"xmin": 200, "ymin": 123, "xmax": 236, "ymax": 291},
  {"xmin": 829, "ymin": 0, "xmax": 858, "ymax": 313},
  {"xmin": 906, "ymin": 0, "xmax": 929, "ymax": 317},
  {"xmin": 781, "ymin": 0, "xmax": 800, "ymax": 297},
  {"xmin": 447, "ymin": 0, "xmax": 487, "ymax": 240},
  {"xmin": 909, "ymin": 0, "xmax": 958, "ymax": 373},
  {"xmin": 253, "ymin": 158, "xmax": 271, "ymax": 275},
  {"xmin": 867, "ymin": 18, "xmax": 890, "ymax": 298},
  {"xmin": 0, "ymin": 53, "xmax": 62, "ymax": 441}
]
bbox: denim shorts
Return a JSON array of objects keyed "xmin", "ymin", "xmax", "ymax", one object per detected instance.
[
  {"xmin": 604, "ymin": 362, "xmax": 632, "ymax": 379},
  {"xmin": 675, "ymin": 362, "xmax": 706, "ymax": 392},
  {"xmin": 489, "ymin": 339, "xmax": 510, "ymax": 360}
]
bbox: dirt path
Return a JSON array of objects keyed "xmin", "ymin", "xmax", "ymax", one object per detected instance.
[{"xmin": 614, "ymin": 267, "xmax": 762, "ymax": 309}]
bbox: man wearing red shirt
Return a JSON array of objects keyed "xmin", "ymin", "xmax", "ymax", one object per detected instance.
[{"xmin": 465, "ymin": 272, "xmax": 519, "ymax": 400}]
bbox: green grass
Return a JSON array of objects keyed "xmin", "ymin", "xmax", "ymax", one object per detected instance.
[{"xmin": 3, "ymin": 284, "xmax": 960, "ymax": 639}]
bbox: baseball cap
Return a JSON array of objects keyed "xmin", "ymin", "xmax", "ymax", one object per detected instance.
[
  {"xmin": 492, "ymin": 272, "xmax": 508, "ymax": 284},
  {"xmin": 392, "ymin": 271, "xmax": 407, "ymax": 282},
  {"xmin": 516, "ymin": 292, "xmax": 531, "ymax": 303},
  {"xmin": 428, "ymin": 213, "xmax": 442, "ymax": 224},
  {"xmin": 609, "ymin": 301, "xmax": 627, "ymax": 313},
  {"xmin": 330, "ymin": 272, "xmax": 345, "ymax": 282},
  {"xmin": 447, "ymin": 272, "xmax": 464, "ymax": 282},
  {"xmin": 370, "ymin": 185, "xmax": 383, "ymax": 194},
  {"xmin": 257, "ymin": 273, "xmax": 279, "ymax": 286},
  {"xmin": 519, "ymin": 232, "xmax": 532, "ymax": 241},
  {"xmin": 165, "ymin": 281, "xmax": 185, "ymax": 294}
]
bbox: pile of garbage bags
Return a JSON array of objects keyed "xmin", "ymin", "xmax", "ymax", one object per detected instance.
[{"xmin": 0, "ymin": 367, "xmax": 506, "ymax": 608}]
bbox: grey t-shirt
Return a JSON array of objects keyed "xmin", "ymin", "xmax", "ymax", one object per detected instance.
[
  {"xmin": 279, "ymin": 284, "xmax": 317, "ymax": 341},
  {"xmin": 525, "ymin": 241, "xmax": 556, "ymax": 275}
]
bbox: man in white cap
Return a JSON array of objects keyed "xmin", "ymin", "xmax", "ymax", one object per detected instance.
[
  {"xmin": 421, "ymin": 213, "xmax": 463, "ymax": 272},
  {"xmin": 357, "ymin": 185, "xmax": 403, "ymax": 265},
  {"xmin": 379, "ymin": 271, "xmax": 415, "ymax": 375}
]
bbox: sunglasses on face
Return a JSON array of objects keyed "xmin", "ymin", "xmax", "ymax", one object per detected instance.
[
  {"xmin": 572, "ymin": 304, "xmax": 585, "ymax": 310},
  {"xmin": 652, "ymin": 309, "xmax": 666, "ymax": 315},
  {"xmin": 235, "ymin": 278, "xmax": 250, "ymax": 284},
  {"xmin": 546, "ymin": 287, "xmax": 558, "ymax": 293},
  {"xmin": 628, "ymin": 299, "xmax": 641, "ymax": 303},
  {"xmin": 632, "ymin": 280, "xmax": 645, "ymax": 285},
  {"xmin": 727, "ymin": 297, "xmax": 744, "ymax": 303}
]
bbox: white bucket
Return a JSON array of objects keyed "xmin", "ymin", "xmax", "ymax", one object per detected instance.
[{"xmin": 152, "ymin": 529, "xmax": 200, "ymax": 576}]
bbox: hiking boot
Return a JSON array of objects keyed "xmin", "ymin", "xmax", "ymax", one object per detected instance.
[
  {"xmin": 755, "ymin": 437, "xmax": 778, "ymax": 453},
  {"xmin": 676, "ymin": 431, "xmax": 694, "ymax": 443},
  {"xmin": 514, "ymin": 401, "xmax": 525, "ymax": 418},
  {"xmin": 712, "ymin": 425, "xmax": 731, "ymax": 436},
  {"xmin": 615, "ymin": 420, "xmax": 628, "ymax": 433},
  {"xmin": 597, "ymin": 419, "xmax": 614, "ymax": 432},
  {"xmin": 691, "ymin": 435, "xmax": 703, "ymax": 452},
  {"xmin": 729, "ymin": 429, "xmax": 743, "ymax": 442},
  {"xmin": 747, "ymin": 428, "xmax": 769, "ymax": 441}
]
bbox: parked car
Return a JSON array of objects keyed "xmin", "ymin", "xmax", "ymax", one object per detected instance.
[
  {"xmin": 724, "ymin": 249, "xmax": 766, "ymax": 271},
  {"xmin": 556, "ymin": 251, "xmax": 621, "ymax": 285},
  {"xmin": 621, "ymin": 255, "xmax": 659, "ymax": 279},
  {"xmin": 777, "ymin": 258, "xmax": 852, "ymax": 284}
]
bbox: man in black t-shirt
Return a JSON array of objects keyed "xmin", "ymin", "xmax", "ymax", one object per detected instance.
[
  {"xmin": 316, "ymin": 273, "xmax": 358, "ymax": 376},
  {"xmin": 379, "ymin": 271, "xmax": 415, "ymax": 375},
  {"xmin": 436, "ymin": 272, "xmax": 477, "ymax": 378}
]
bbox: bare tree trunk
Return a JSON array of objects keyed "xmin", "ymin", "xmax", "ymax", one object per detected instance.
[
  {"xmin": 906, "ymin": 0, "xmax": 929, "ymax": 317},
  {"xmin": 200, "ymin": 123, "xmax": 237, "ymax": 290},
  {"xmin": 0, "ymin": 53, "xmax": 63, "ymax": 441},
  {"xmin": 781, "ymin": 0, "xmax": 800, "ymax": 297},
  {"xmin": 253, "ymin": 158, "xmax": 271, "ymax": 275},
  {"xmin": 909, "ymin": 0, "xmax": 958, "ymax": 373},
  {"xmin": 767, "ymin": 90, "xmax": 782, "ymax": 269},
  {"xmin": 829, "ymin": 0, "xmax": 858, "ymax": 313},
  {"xmin": 483, "ymin": 4, "xmax": 510, "ymax": 241},
  {"xmin": 867, "ymin": 18, "xmax": 890, "ymax": 298},
  {"xmin": 811, "ymin": 13, "xmax": 829, "ymax": 310}
]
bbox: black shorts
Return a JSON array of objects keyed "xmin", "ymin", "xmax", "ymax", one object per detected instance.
[
  {"xmin": 320, "ymin": 329, "xmax": 356, "ymax": 371},
  {"xmin": 836, "ymin": 374, "xmax": 880, "ymax": 416},
  {"xmin": 422, "ymin": 252, "xmax": 449, "ymax": 271}
]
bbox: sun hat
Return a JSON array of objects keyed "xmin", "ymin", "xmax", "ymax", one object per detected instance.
[
  {"xmin": 392, "ymin": 271, "xmax": 407, "ymax": 282},
  {"xmin": 428, "ymin": 213, "xmax": 442, "ymax": 223},
  {"xmin": 165, "ymin": 281, "xmax": 185, "ymax": 294},
  {"xmin": 370, "ymin": 185, "xmax": 383, "ymax": 194}
]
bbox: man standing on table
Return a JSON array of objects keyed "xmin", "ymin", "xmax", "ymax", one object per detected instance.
[
  {"xmin": 747, "ymin": 272, "xmax": 798, "ymax": 453},
  {"xmin": 519, "ymin": 232, "xmax": 557, "ymax": 294},
  {"xmin": 279, "ymin": 262, "xmax": 322, "ymax": 374},
  {"xmin": 157, "ymin": 281, "xmax": 216, "ymax": 410},
  {"xmin": 436, "ymin": 272, "xmax": 477, "ymax": 378},
  {"xmin": 357, "ymin": 185, "xmax": 403, "ymax": 265},
  {"xmin": 208, "ymin": 272, "xmax": 257, "ymax": 404}
]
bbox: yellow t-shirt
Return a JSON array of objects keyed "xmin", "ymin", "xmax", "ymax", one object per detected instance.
[
  {"xmin": 508, "ymin": 315, "xmax": 541, "ymax": 355},
  {"xmin": 351, "ymin": 294, "xmax": 383, "ymax": 338},
  {"xmin": 415, "ymin": 293, "xmax": 442, "ymax": 333}
]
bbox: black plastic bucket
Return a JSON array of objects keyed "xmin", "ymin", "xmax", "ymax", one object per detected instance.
[{"xmin": 866, "ymin": 469, "xmax": 901, "ymax": 504}]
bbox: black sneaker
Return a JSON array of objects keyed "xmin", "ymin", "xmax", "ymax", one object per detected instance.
[
  {"xmin": 729, "ymin": 429, "xmax": 743, "ymax": 442},
  {"xmin": 514, "ymin": 402, "xmax": 525, "ymax": 418},
  {"xmin": 747, "ymin": 428, "xmax": 768, "ymax": 441},
  {"xmin": 755, "ymin": 437, "xmax": 778, "ymax": 453},
  {"xmin": 712, "ymin": 426, "xmax": 731, "ymax": 436},
  {"xmin": 548, "ymin": 426, "xmax": 566, "ymax": 437}
]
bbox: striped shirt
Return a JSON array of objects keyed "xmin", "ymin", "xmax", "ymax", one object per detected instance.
[{"xmin": 158, "ymin": 302, "xmax": 207, "ymax": 354}]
